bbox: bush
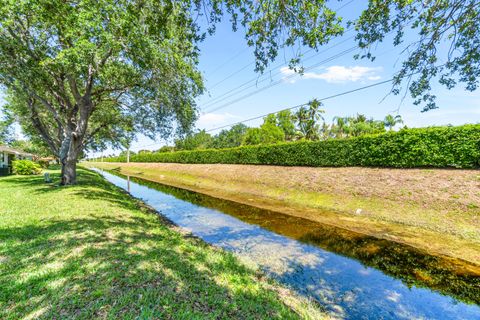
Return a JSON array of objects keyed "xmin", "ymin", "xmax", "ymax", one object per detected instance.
[
  {"xmin": 12, "ymin": 160, "xmax": 42, "ymax": 175},
  {"xmin": 37, "ymin": 159, "xmax": 50, "ymax": 169},
  {"xmin": 105, "ymin": 125, "xmax": 480, "ymax": 169}
]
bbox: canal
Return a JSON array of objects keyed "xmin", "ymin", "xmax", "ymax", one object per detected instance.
[{"xmin": 94, "ymin": 169, "xmax": 480, "ymax": 319}]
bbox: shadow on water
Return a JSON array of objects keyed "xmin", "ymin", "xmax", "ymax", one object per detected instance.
[{"xmin": 98, "ymin": 168, "xmax": 480, "ymax": 319}]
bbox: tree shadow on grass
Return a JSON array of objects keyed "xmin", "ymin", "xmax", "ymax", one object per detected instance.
[
  {"xmin": 0, "ymin": 172, "xmax": 298, "ymax": 320},
  {"xmin": 0, "ymin": 169, "xmax": 146, "ymax": 213}
]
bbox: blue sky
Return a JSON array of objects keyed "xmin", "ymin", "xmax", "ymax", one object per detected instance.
[
  {"xmin": 129, "ymin": 2, "xmax": 479, "ymax": 153},
  {"xmin": 1, "ymin": 1, "xmax": 479, "ymax": 155}
]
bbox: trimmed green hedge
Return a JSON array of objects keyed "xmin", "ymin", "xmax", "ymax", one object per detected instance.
[{"xmin": 106, "ymin": 125, "xmax": 480, "ymax": 168}]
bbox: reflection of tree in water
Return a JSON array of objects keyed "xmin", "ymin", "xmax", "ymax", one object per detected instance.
[
  {"xmin": 299, "ymin": 229, "xmax": 480, "ymax": 306},
  {"xmin": 107, "ymin": 169, "xmax": 480, "ymax": 306}
]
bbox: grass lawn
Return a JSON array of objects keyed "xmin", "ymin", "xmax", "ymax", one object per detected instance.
[{"xmin": 0, "ymin": 168, "xmax": 321, "ymax": 319}]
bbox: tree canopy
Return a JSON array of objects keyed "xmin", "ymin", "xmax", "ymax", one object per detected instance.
[
  {"xmin": 175, "ymin": 130, "xmax": 214, "ymax": 150},
  {"xmin": 213, "ymin": 124, "xmax": 249, "ymax": 149},
  {"xmin": 354, "ymin": 0, "xmax": 480, "ymax": 111},
  {"xmin": 0, "ymin": 0, "xmax": 344, "ymax": 183},
  {"xmin": 0, "ymin": 111, "xmax": 13, "ymax": 145}
]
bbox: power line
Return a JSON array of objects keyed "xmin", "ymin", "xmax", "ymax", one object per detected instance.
[
  {"xmin": 201, "ymin": 33, "xmax": 356, "ymax": 111},
  {"xmin": 201, "ymin": 14, "xmax": 411, "ymax": 114},
  {"xmin": 335, "ymin": 0, "xmax": 356, "ymax": 11},
  {"xmin": 205, "ymin": 77, "xmax": 395, "ymax": 133},
  {"xmin": 201, "ymin": 0, "xmax": 357, "ymax": 107},
  {"xmin": 121, "ymin": 76, "xmax": 396, "ymax": 151},
  {"xmin": 205, "ymin": 102, "xmax": 309, "ymax": 133},
  {"xmin": 205, "ymin": 46, "xmax": 359, "ymax": 114},
  {"xmin": 132, "ymin": 44, "xmax": 358, "ymax": 150},
  {"xmin": 201, "ymin": 27, "xmax": 407, "ymax": 114},
  {"xmin": 207, "ymin": 61, "xmax": 255, "ymax": 90},
  {"xmin": 130, "ymin": 49, "xmax": 413, "ymax": 150},
  {"xmin": 207, "ymin": 48, "xmax": 250, "ymax": 76}
]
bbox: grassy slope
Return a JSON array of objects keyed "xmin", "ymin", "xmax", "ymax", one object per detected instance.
[
  {"xmin": 83, "ymin": 162, "xmax": 480, "ymax": 266},
  {"xmin": 0, "ymin": 169, "xmax": 322, "ymax": 320}
]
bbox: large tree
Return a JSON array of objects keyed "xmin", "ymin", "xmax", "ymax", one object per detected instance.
[
  {"xmin": 175, "ymin": 130, "xmax": 214, "ymax": 150},
  {"xmin": 0, "ymin": 1, "xmax": 205, "ymax": 184},
  {"xmin": 0, "ymin": 0, "xmax": 342, "ymax": 184},
  {"xmin": 242, "ymin": 122, "xmax": 285, "ymax": 146}
]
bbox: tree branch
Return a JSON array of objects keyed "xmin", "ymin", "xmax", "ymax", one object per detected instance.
[
  {"xmin": 29, "ymin": 99, "xmax": 60, "ymax": 155},
  {"xmin": 67, "ymin": 75, "xmax": 82, "ymax": 102}
]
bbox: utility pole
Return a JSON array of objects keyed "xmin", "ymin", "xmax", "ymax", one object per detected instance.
[{"xmin": 127, "ymin": 147, "xmax": 130, "ymax": 163}]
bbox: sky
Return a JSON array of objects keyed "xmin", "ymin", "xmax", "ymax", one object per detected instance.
[
  {"xmin": 1, "ymin": 1, "xmax": 479, "ymax": 156},
  {"xmin": 128, "ymin": 1, "xmax": 480, "ymax": 153}
]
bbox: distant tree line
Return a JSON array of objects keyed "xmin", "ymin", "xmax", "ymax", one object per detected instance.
[{"xmin": 165, "ymin": 101, "xmax": 404, "ymax": 152}]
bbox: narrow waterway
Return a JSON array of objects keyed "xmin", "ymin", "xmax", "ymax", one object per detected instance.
[{"xmin": 94, "ymin": 169, "xmax": 480, "ymax": 320}]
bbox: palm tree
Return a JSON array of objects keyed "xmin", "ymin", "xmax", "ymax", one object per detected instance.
[
  {"xmin": 304, "ymin": 99, "xmax": 325, "ymax": 140},
  {"xmin": 352, "ymin": 113, "xmax": 367, "ymax": 124},
  {"xmin": 320, "ymin": 122, "xmax": 331, "ymax": 140},
  {"xmin": 384, "ymin": 114, "xmax": 403, "ymax": 131},
  {"xmin": 331, "ymin": 116, "xmax": 349, "ymax": 138},
  {"xmin": 307, "ymin": 99, "xmax": 325, "ymax": 123},
  {"xmin": 294, "ymin": 106, "xmax": 309, "ymax": 140}
]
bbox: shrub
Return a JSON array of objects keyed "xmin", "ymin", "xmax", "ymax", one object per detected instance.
[
  {"xmin": 37, "ymin": 159, "xmax": 50, "ymax": 169},
  {"xmin": 105, "ymin": 124, "xmax": 480, "ymax": 169},
  {"xmin": 12, "ymin": 160, "xmax": 42, "ymax": 175}
]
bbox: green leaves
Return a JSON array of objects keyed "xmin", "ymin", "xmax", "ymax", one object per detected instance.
[
  {"xmin": 175, "ymin": 130, "xmax": 214, "ymax": 150},
  {"xmin": 12, "ymin": 160, "xmax": 42, "ymax": 175},
  {"xmin": 0, "ymin": 111, "xmax": 14, "ymax": 145},
  {"xmin": 0, "ymin": 0, "xmax": 207, "ymax": 159},
  {"xmin": 228, "ymin": 0, "xmax": 344, "ymax": 72},
  {"xmin": 354, "ymin": 0, "xmax": 480, "ymax": 110},
  {"xmin": 107, "ymin": 124, "xmax": 480, "ymax": 169}
]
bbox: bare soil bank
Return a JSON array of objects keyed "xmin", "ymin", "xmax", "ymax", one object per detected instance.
[{"xmin": 84, "ymin": 162, "xmax": 480, "ymax": 267}]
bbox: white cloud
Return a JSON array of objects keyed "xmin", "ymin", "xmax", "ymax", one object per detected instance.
[
  {"xmin": 197, "ymin": 112, "xmax": 240, "ymax": 128},
  {"xmin": 281, "ymin": 65, "xmax": 382, "ymax": 84}
]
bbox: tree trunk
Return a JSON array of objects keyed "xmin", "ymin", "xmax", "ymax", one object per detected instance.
[
  {"xmin": 59, "ymin": 133, "xmax": 82, "ymax": 185},
  {"xmin": 61, "ymin": 159, "xmax": 77, "ymax": 185}
]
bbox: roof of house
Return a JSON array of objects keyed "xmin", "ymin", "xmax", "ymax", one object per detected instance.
[{"xmin": 0, "ymin": 145, "xmax": 35, "ymax": 157}]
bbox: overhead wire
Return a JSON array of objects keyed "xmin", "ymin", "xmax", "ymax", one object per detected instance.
[
  {"xmin": 207, "ymin": 47, "xmax": 250, "ymax": 76},
  {"xmin": 204, "ymin": 77, "xmax": 395, "ymax": 133},
  {"xmin": 123, "ymin": 70, "xmax": 399, "ymax": 150},
  {"xmin": 201, "ymin": 19, "xmax": 412, "ymax": 115},
  {"xmin": 201, "ymin": 0, "xmax": 357, "ymax": 109},
  {"xmin": 205, "ymin": 45, "xmax": 359, "ymax": 114},
  {"xmin": 131, "ymin": 0, "xmax": 405, "ymax": 149},
  {"xmin": 201, "ymin": 33, "xmax": 356, "ymax": 111}
]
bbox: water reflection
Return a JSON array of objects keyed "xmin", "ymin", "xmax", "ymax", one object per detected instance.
[{"xmin": 95, "ymin": 169, "xmax": 480, "ymax": 320}]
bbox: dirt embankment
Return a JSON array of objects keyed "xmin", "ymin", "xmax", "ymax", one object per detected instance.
[{"xmin": 84, "ymin": 162, "xmax": 480, "ymax": 266}]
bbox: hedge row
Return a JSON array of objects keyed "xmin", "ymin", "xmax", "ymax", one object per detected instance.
[{"xmin": 106, "ymin": 124, "xmax": 480, "ymax": 168}]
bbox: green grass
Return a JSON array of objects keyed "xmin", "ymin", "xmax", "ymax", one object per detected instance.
[{"xmin": 0, "ymin": 168, "xmax": 318, "ymax": 319}]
